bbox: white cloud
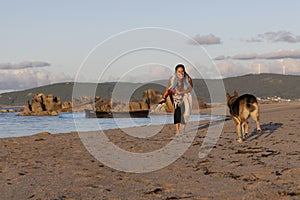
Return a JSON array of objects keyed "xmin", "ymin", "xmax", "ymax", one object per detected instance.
[
  {"xmin": 276, "ymin": 59, "xmax": 300, "ymax": 74},
  {"xmin": 148, "ymin": 65, "xmax": 172, "ymax": 79},
  {"xmin": 99, "ymin": 65, "xmax": 173, "ymax": 83},
  {"xmin": 215, "ymin": 59, "xmax": 300, "ymax": 77},
  {"xmin": 213, "ymin": 55, "xmax": 227, "ymax": 60},
  {"xmin": 187, "ymin": 34, "xmax": 221, "ymax": 45},
  {"xmin": 232, "ymin": 53, "xmax": 258, "ymax": 60},
  {"xmin": 214, "ymin": 49, "xmax": 300, "ymax": 60},
  {"xmin": 0, "ymin": 61, "xmax": 50, "ymax": 70},
  {"xmin": 258, "ymin": 49, "xmax": 300, "ymax": 59},
  {"xmin": 245, "ymin": 38, "xmax": 263, "ymax": 43},
  {"xmin": 216, "ymin": 61, "xmax": 251, "ymax": 77},
  {"xmin": 246, "ymin": 31, "xmax": 300, "ymax": 43},
  {"xmin": 0, "ymin": 68, "xmax": 73, "ymax": 91}
]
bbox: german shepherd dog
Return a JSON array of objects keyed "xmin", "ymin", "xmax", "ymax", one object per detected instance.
[{"xmin": 226, "ymin": 91, "xmax": 262, "ymax": 142}]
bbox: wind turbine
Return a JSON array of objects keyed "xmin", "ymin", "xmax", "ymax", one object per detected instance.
[{"xmin": 279, "ymin": 59, "xmax": 286, "ymax": 75}]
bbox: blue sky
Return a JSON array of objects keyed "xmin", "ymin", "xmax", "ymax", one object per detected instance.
[{"xmin": 1, "ymin": 0, "xmax": 300, "ymax": 92}]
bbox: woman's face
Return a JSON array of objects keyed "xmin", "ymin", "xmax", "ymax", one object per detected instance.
[{"xmin": 176, "ymin": 67, "xmax": 185, "ymax": 79}]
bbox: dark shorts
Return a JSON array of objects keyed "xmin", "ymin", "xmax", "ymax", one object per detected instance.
[{"xmin": 174, "ymin": 103, "xmax": 185, "ymax": 124}]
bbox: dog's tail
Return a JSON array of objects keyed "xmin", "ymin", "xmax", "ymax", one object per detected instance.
[{"xmin": 246, "ymin": 95, "xmax": 258, "ymax": 112}]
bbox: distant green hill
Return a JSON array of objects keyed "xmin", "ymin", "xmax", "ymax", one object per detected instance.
[
  {"xmin": 0, "ymin": 73, "xmax": 299, "ymax": 106},
  {"xmin": 0, "ymin": 82, "xmax": 167, "ymax": 106}
]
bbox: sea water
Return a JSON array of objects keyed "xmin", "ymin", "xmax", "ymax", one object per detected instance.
[{"xmin": 0, "ymin": 112, "xmax": 223, "ymax": 138}]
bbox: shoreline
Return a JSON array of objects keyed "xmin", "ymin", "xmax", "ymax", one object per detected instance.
[
  {"xmin": 0, "ymin": 111, "xmax": 225, "ymax": 139},
  {"xmin": 1, "ymin": 102, "xmax": 300, "ymax": 199}
]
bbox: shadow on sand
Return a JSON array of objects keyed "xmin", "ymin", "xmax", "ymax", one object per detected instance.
[
  {"xmin": 247, "ymin": 122, "xmax": 283, "ymax": 141},
  {"xmin": 196, "ymin": 116, "xmax": 231, "ymax": 131}
]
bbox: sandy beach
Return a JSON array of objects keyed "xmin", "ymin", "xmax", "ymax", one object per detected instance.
[{"xmin": 1, "ymin": 102, "xmax": 300, "ymax": 199}]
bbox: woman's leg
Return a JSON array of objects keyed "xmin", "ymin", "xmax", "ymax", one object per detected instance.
[
  {"xmin": 174, "ymin": 105, "xmax": 181, "ymax": 133},
  {"xmin": 180, "ymin": 94, "xmax": 192, "ymax": 132},
  {"xmin": 175, "ymin": 123, "xmax": 180, "ymax": 134},
  {"xmin": 182, "ymin": 94, "xmax": 192, "ymax": 124},
  {"xmin": 180, "ymin": 103, "xmax": 186, "ymax": 132}
]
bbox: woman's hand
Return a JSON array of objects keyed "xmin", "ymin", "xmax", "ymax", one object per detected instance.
[
  {"xmin": 168, "ymin": 89, "xmax": 175, "ymax": 95},
  {"xmin": 158, "ymin": 97, "xmax": 166, "ymax": 104}
]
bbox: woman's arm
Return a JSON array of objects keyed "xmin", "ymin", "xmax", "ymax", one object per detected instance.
[
  {"xmin": 159, "ymin": 77, "xmax": 172, "ymax": 103},
  {"xmin": 188, "ymin": 75, "xmax": 193, "ymax": 88}
]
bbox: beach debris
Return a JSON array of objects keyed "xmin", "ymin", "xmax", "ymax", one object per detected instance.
[
  {"xmin": 144, "ymin": 187, "xmax": 164, "ymax": 195},
  {"xmin": 35, "ymin": 132, "xmax": 51, "ymax": 136}
]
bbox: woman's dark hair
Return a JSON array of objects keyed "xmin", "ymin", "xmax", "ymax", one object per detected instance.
[{"xmin": 175, "ymin": 64, "xmax": 187, "ymax": 75}]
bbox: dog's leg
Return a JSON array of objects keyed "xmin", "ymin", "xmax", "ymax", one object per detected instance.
[
  {"xmin": 233, "ymin": 116, "xmax": 242, "ymax": 143},
  {"xmin": 241, "ymin": 111, "xmax": 249, "ymax": 139},
  {"xmin": 242, "ymin": 119, "xmax": 249, "ymax": 138},
  {"xmin": 245, "ymin": 120, "xmax": 249, "ymax": 136},
  {"xmin": 241, "ymin": 120, "xmax": 245, "ymax": 138},
  {"xmin": 250, "ymin": 106, "xmax": 262, "ymax": 134},
  {"xmin": 256, "ymin": 114, "xmax": 262, "ymax": 134}
]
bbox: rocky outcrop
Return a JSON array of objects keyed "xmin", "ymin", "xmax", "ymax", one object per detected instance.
[
  {"xmin": 94, "ymin": 99, "xmax": 112, "ymax": 112},
  {"xmin": 0, "ymin": 107, "xmax": 24, "ymax": 113},
  {"xmin": 17, "ymin": 89, "xmax": 207, "ymax": 116},
  {"xmin": 142, "ymin": 89, "xmax": 162, "ymax": 106},
  {"xmin": 93, "ymin": 98, "xmax": 150, "ymax": 112},
  {"xmin": 18, "ymin": 93, "xmax": 72, "ymax": 116},
  {"xmin": 91, "ymin": 89, "xmax": 207, "ymax": 114},
  {"xmin": 0, "ymin": 109, "xmax": 9, "ymax": 113},
  {"xmin": 62, "ymin": 102, "xmax": 72, "ymax": 111},
  {"xmin": 71, "ymin": 96, "xmax": 93, "ymax": 112}
]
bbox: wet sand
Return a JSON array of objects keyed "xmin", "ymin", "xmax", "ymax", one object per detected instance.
[{"xmin": 0, "ymin": 102, "xmax": 300, "ymax": 199}]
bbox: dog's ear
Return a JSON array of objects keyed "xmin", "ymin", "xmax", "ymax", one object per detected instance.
[
  {"xmin": 226, "ymin": 92, "xmax": 231, "ymax": 101},
  {"xmin": 233, "ymin": 90, "xmax": 238, "ymax": 97}
]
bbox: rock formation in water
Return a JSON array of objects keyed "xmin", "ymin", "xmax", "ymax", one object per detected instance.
[
  {"xmin": 18, "ymin": 89, "xmax": 207, "ymax": 116},
  {"xmin": 18, "ymin": 93, "xmax": 72, "ymax": 116}
]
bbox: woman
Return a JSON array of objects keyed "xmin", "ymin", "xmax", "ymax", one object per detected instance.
[{"xmin": 160, "ymin": 64, "xmax": 193, "ymax": 134}]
